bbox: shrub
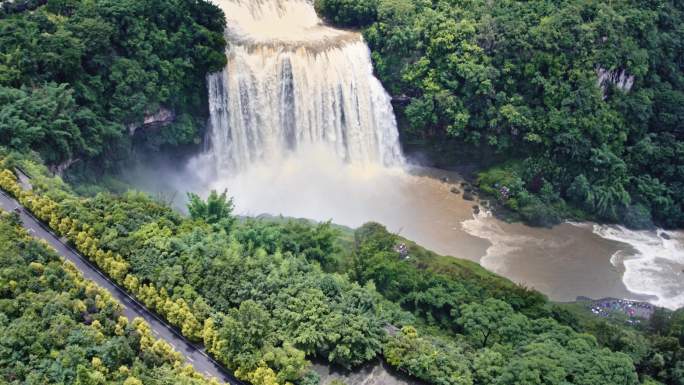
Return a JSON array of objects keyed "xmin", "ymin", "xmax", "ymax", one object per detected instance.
[{"xmin": 314, "ymin": 0, "xmax": 378, "ymax": 27}]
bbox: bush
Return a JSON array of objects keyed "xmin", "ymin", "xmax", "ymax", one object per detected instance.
[
  {"xmin": 364, "ymin": 0, "xmax": 684, "ymax": 229},
  {"xmin": 518, "ymin": 196, "xmax": 562, "ymax": 228},
  {"xmin": 314, "ymin": 0, "xmax": 378, "ymax": 27},
  {"xmin": 0, "ymin": 0, "xmax": 226, "ymax": 169},
  {"xmin": 621, "ymin": 204, "xmax": 654, "ymax": 230}
]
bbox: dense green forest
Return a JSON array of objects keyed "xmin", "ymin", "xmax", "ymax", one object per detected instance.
[
  {"xmin": 0, "ymin": 210, "xmax": 220, "ymax": 385},
  {"xmin": 1, "ymin": 153, "xmax": 682, "ymax": 385},
  {"xmin": 1, "ymin": 0, "xmax": 683, "ymax": 384},
  {"xmin": 4, "ymin": 0, "xmax": 681, "ymax": 229},
  {"xmin": 0, "ymin": 0, "xmax": 226, "ymax": 170},
  {"xmin": 316, "ymin": 0, "xmax": 684, "ymax": 229}
]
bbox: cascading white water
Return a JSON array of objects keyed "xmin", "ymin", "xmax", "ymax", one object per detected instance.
[
  {"xmin": 203, "ymin": 0, "xmax": 403, "ymax": 173},
  {"xmin": 147, "ymin": 0, "xmax": 684, "ymax": 313}
]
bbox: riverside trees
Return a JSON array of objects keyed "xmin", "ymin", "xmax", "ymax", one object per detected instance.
[
  {"xmin": 1, "ymin": 157, "xmax": 664, "ymax": 385},
  {"xmin": 318, "ymin": 0, "xmax": 684, "ymax": 229}
]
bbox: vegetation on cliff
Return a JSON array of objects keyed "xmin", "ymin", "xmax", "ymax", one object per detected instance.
[
  {"xmin": 317, "ymin": 0, "xmax": 684, "ymax": 229},
  {"xmin": 0, "ymin": 0, "xmax": 226, "ymax": 169}
]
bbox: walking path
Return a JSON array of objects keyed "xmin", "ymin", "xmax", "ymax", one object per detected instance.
[{"xmin": 0, "ymin": 189, "xmax": 241, "ymax": 384}]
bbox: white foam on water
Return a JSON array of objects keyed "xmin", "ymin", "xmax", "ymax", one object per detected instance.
[
  {"xmin": 213, "ymin": 0, "xmax": 346, "ymax": 43},
  {"xmin": 460, "ymin": 210, "xmax": 544, "ymax": 275},
  {"xmin": 593, "ymin": 225, "xmax": 684, "ymax": 310},
  {"xmin": 200, "ymin": 0, "xmax": 403, "ymax": 175},
  {"xmin": 202, "ymin": 144, "xmax": 409, "ymax": 228}
]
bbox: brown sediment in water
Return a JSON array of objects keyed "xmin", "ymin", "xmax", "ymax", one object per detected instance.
[
  {"xmin": 180, "ymin": 0, "xmax": 682, "ymax": 309},
  {"xmin": 231, "ymin": 32, "xmax": 364, "ymax": 55},
  {"xmin": 402, "ymin": 168, "xmax": 646, "ymax": 303},
  {"xmin": 126, "ymin": 149, "xmax": 663, "ymax": 307},
  {"xmin": 462, "ymin": 218, "xmax": 647, "ymax": 302}
]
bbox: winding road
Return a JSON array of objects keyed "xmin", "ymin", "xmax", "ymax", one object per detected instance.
[{"xmin": 0, "ymin": 189, "xmax": 241, "ymax": 385}]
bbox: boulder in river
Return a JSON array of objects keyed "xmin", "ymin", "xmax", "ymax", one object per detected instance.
[
  {"xmin": 463, "ymin": 191, "xmax": 475, "ymax": 201},
  {"xmin": 450, "ymin": 187, "xmax": 460, "ymax": 194},
  {"xmin": 473, "ymin": 205, "xmax": 480, "ymax": 215}
]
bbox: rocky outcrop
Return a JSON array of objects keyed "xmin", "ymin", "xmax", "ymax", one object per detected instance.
[
  {"xmin": 1, "ymin": 0, "xmax": 48, "ymax": 15},
  {"xmin": 391, "ymin": 94, "xmax": 411, "ymax": 105},
  {"xmin": 597, "ymin": 67, "xmax": 634, "ymax": 99},
  {"xmin": 128, "ymin": 108, "xmax": 176, "ymax": 136},
  {"xmin": 49, "ymin": 158, "xmax": 80, "ymax": 177}
]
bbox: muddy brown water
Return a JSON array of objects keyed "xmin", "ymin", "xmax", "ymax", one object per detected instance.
[
  {"xmin": 124, "ymin": 154, "xmax": 684, "ymax": 385},
  {"xmin": 126, "ymin": 154, "xmax": 682, "ymax": 308}
]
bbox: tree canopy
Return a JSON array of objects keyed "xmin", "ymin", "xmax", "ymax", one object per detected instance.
[
  {"xmin": 323, "ymin": 0, "xmax": 684, "ymax": 228},
  {"xmin": 4, "ymin": 155, "xmax": 678, "ymax": 385},
  {"xmin": 0, "ymin": 0, "xmax": 226, "ymax": 168},
  {"xmin": 0, "ymin": 210, "xmax": 219, "ymax": 385}
]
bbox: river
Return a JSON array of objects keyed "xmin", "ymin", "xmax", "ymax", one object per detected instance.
[
  {"xmin": 122, "ymin": 1, "xmax": 683, "ymax": 383},
  {"xmin": 126, "ymin": 147, "xmax": 684, "ymax": 311},
  {"xmin": 128, "ymin": 0, "xmax": 684, "ymax": 311}
]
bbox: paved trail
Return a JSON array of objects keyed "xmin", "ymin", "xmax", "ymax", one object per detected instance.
[{"xmin": 0, "ymin": 190, "xmax": 241, "ymax": 384}]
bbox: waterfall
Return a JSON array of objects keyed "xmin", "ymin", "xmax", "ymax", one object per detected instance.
[{"xmin": 202, "ymin": 0, "xmax": 403, "ymax": 174}]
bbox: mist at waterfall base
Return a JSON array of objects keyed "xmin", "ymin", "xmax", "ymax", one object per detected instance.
[
  {"xmin": 124, "ymin": 0, "xmax": 683, "ymax": 313},
  {"xmin": 126, "ymin": 142, "xmax": 684, "ymax": 311}
]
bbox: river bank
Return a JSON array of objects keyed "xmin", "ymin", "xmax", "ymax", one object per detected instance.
[
  {"xmin": 402, "ymin": 140, "xmax": 684, "ymax": 309},
  {"xmin": 121, "ymin": 148, "xmax": 684, "ymax": 310},
  {"xmin": 404, "ymin": 167, "xmax": 651, "ymax": 304}
]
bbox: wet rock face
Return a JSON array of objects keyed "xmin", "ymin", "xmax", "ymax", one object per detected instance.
[
  {"xmin": 49, "ymin": 158, "xmax": 80, "ymax": 177},
  {"xmin": 597, "ymin": 67, "xmax": 634, "ymax": 99},
  {"xmin": 128, "ymin": 108, "xmax": 176, "ymax": 135}
]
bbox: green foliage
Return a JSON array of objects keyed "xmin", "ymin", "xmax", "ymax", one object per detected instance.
[
  {"xmin": 233, "ymin": 218, "xmax": 342, "ymax": 270},
  {"xmin": 357, "ymin": 0, "xmax": 684, "ymax": 228},
  {"xmin": 0, "ymin": 212, "xmax": 214, "ymax": 385},
  {"xmin": 1, "ymin": 163, "xmax": 386, "ymax": 378},
  {"xmin": 385, "ymin": 326, "xmax": 472, "ymax": 385},
  {"xmin": 458, "ymin": 299, "xmax": 525, "ymax": 348},
  {"xmin": 349, "ymin": 221, "xmax": 680, "ymax": 385},
  {"xmin": 560, "ymin": 297, "xmax": 684, "ymax": 385},
  {"xmin": 352, "ymin": 222, "xmax": 549, "ymax": 322},
  {"xmin": 0, "ymin": 0, "xmax": 226, "ymax": 168},
  {"xmin": 314, "ymin": 0, "xmax": 378, "ymax": 27},
  {"xmin": 0, "ymin": 84, "xmax": 118, "ymax": 165},
  {"xmin": 187, "ymin": 189, "xmax": 236, "ymax": 232},
  {"xmin": 3, "ymin": 158, "xmax": 679, "ymax": 385}
]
